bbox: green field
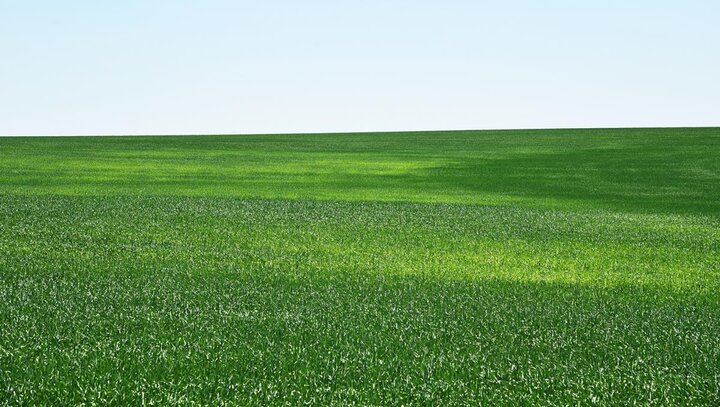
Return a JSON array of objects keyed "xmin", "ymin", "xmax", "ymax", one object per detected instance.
[{"xmin": 1, "ymin": 128, "xmax": 719, "ymax": 405}]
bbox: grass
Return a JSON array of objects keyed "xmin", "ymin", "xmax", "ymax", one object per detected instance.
[{"xmin": 1, "ymin": 128, "xmax": 719, "ymax": 405}]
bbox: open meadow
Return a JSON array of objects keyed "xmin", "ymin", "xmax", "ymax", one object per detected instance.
[{"xmin": 1, "ymin": 128, "xmax": 719, "ymax": 405}]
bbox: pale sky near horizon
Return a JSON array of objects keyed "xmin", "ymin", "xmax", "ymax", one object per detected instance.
[{"xmin": 1, "ymin": 1, "xmax": 718, "ymax": 136}]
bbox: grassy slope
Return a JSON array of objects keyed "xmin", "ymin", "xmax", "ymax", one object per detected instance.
[
  {"xmin": 3, "ymin": 127, "xmax": 720, "ymax": 212},
  {"xmin": 1, "ymin": 128, "xmax": 719, "ymax": 404}
]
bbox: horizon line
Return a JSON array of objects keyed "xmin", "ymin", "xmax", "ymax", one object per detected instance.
[{"xmin": 2, "ymin": 125, "xmax": 719, "ymax": 138}]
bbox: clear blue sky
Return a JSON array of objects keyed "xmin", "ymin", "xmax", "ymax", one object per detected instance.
[{"xmin": 1, "ymin": 1, "xmax": 718, "ymax": 135}]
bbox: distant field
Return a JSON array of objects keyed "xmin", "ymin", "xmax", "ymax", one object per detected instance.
[{"xmin": 1, "ymin": 128, "xmax": 719, "ymax": 405}]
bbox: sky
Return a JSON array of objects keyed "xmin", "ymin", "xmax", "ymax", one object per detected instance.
[{"xmin": 1, "ymin": 1, "xmax": 718, "ymax": 135}]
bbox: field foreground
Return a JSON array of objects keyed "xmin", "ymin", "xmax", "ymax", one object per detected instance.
[{"xmin": 1, "ymin": 128, "xmax": 719, "ymax": 405}]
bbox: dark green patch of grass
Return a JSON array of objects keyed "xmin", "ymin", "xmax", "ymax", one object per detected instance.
[{"xmin": 1, "ymin": 128, "xmax": 719, "ymax": 404}]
